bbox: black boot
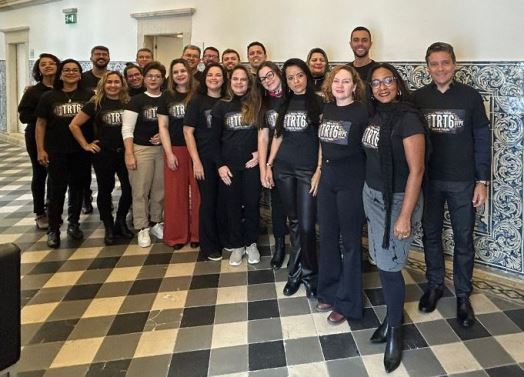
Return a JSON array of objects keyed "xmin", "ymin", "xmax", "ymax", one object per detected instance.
[
  {"xmin": 114, "ymin": 216, "xmax": 134, "ymax": 239},
  {"xmin": 47, "ymin": 230, "xmax": 60, "ymax": 249},
  {"xmin": 103, "ymin": 220, "xmax": 115, "ymax": 245},
  {"xmin": 270, "ymin": 237, "xmax": 286, "ymax": 270},
  {"xmin": 67, "ymin": 223, "xmax": 84, "ymax": 240},
  {"xmin": 370, "ymin": 314, "xmax": 389, "ymax": 343},
  {"xmin": 384, "ymin": 326, "xmax": 403, "ymax": 373}
]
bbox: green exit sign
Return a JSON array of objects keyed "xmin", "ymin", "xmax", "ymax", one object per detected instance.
[{"xmin": 65, "ymin": 13, "xmax": 77, "ymax": 24}]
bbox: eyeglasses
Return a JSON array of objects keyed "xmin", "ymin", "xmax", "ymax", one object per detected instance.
[
  {"xmin": 145, "ymin": 74, "xmax": 162, "ymax": 80},
  {"xmin": 286, "ymin": 72, "xmax": 305, "ymax": 82},
  {"xmin": 62, "ymin": 68, "xmax": 80, "ymax": 73},
  {"xmin": 370, "ymin": 76, "xmax": 397, "ymax": 88},
  {"xmin": 259, "ymin": 71, "xmax": 275, "ymax": 83}
]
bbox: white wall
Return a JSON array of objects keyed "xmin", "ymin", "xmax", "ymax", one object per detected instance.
[{"xmin": 0, "ymin": 0, "xmax": 523, "ymax": 61}]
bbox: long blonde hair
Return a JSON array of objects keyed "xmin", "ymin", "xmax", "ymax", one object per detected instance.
[
  {"xmin": 225, "ymin": 64, "xmax": 261, "ymax": 125},
  {"xmin": 93, "ymin": 71, "xmax": 130, "ymax": 110}
]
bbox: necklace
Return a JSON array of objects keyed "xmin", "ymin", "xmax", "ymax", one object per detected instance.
[{"xmin": 63, "ymin": 90, "xmax": 76, "ymax": 103}]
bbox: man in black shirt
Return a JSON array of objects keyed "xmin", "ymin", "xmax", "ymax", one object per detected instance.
[
  {"xmin": 81, "ymin": 45, "xmax": 110, "ymax": 91},
  {"xmin": 221, "ymin": 49, "xmax": 240, "ymax": 76},
  {"xmin": 247, "ymin": 41, "xmax": 267, "ymax": 75},
  {"xmin": 182, "ymin": 44, "xmax": 202, "ymax": 79},
  {"xmin": 412, "ymin": 42, "xmax": 491, "ymax": 328},
  {"xmin": 348, "ymin": 26, "xmax": 377, "ymax": 82}
]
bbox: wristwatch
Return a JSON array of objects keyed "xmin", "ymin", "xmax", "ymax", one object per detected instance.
[
  {"xmin": 266, "ymin": 162, "xmax": 273, "ymax": 168},
  {"xmin": 476, "ymin": 180, "xmax": 489, "ymax": 186}
]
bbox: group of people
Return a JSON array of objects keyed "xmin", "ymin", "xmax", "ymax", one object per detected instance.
[{"xmin": 18, "ymin": 26, "xmax": 491, "ymax": 373}]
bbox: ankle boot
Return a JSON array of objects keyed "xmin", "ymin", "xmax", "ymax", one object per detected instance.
[
  {"xmin": 384, "ymin": 326, "xmax": 403, "ymax": 373},
  {"xmin": 114, "ymin": 216, "xmax": 134, "ymax": 239},
  {"xmin": 270, "ymin": 237, "xmax": 286, "ymax": 270},
  {"xmin": 370, "ymin": 314, "xmax": 389, "ymax": 343},
  {"xmin": 103, "ymin": 220, "xmax": 115, "ymax": 245}
]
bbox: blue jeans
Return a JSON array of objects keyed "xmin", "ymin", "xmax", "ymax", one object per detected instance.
[{"xmin": 422, "ymin": 180, "xmax": 475, "ymax": 298}]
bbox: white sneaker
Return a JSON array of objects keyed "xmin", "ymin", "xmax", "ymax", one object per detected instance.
[
  {"xmin": 229, "ymin": 247, "xmax": 245, "ymax": 266},
  {"xmin": 150, "ymin": 222, "xmax": 164, "ymax": 239},
  {"xmin": 246, "ymin": 243, "xmax": 260, "ymax": 264},
  {"xmin": 138, "ymin": 228, "xmax": 151, "ymax": 247}
]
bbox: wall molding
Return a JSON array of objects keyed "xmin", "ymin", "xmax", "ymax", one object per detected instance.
[{"xmin": 0, "ymin": 0, "xmax": 61, "ymax": 11}]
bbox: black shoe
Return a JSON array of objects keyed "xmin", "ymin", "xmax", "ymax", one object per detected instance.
[
  {"xmin": 82, "ymin": 196, "xmax": 93, "ymax": 214},
  {"xmin": 173, "ymin": 244, "xmax": 185, "ymax": 250},
  {"xmin": 384, "ymin": 326, "xmax": 403, "ymax": 373},
  {"xmin": 457, "ymin": 297, "xmax": 475, "ymax": 328},
  {"xmin": 103, "ymin": 220, "xmax": 115, "ymax": 245},
  {"xmin": 47, "ymin": 231, "xmax": 60, "ymax": 248},
  {"xmin": 370, "ymin": 314, "xmax": 389, "ymax": 343},
  {"xmin": 114, "ymin": 217, "xmax": 134, "ymax": 239},
  {"xmin": 207, "ymin": 251, "xmax": 223, "ymax": 261},
  {"xmin": 67, "ymin": 223, "xmax": 84, "ymax": 240},
  {"xmin": 418, "ymin": 287, "xmax": 443, "ymax": 313},
  {"xmin": 270, "ymin": 237, "xmax": 286, "ymax": 270},
  {"xmin": 190, "ymin": 242, "xmax": 200, "ymax": 249},
  {"xmin": 302, "ymin": 280, "xmax": 317, "ymax": 299},
  {"xmin": 283, "ymin": 280, "xmax": 301, "ymax": 296}
]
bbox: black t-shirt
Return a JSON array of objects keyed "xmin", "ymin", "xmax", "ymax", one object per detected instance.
[
  {"xmin": 362, "ymin": 110, "xmax": 425, "ymax": 193},
  {"xmin": 129, "ymin": 86, "xmax": 146, "ymax": 97},
  {"xmin": 275, "ymin": 95, "xmax": 321, "ymax": 170},
  {"xmin": 82, "ymin": 97, "xmax": 125, "ymax": 150},
  {"xmin": 319, "ymin": 101, "xmax": 367, "ymax": 167},
  {"xmin": 348, "ymin": 60, "xmax": 378, "ymax": 82},
  {"xmin": 158, "ymin": 90, "xmax": 188, "ymax": 146},
  {"xmin": 211, "ymin": 96, "xmax": 258, "ymax": 169},
  {"xmin": 183, "ymin": 93, "xmax": 220, "ymax": 159},
  {"xmin": 80, "ymin": 70, "xmax": 101, "ymax": 92},
  {"xmin": 411, "ymin": 81, "xmax": 491, "ymax": 181},
  {"xmin": 35, "ymin": 88, "xmax": 93, "ymax": 153},
  {"xmin": 126, "ymin": 93, "xmax": 162, "ymax": 146},
  {"xmin": 18, "ymin": 82, "xmax": 52, "ymax": 133}
]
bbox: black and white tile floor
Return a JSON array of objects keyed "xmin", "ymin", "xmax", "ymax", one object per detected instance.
[{"xmin": 1, "ymin": 141, "xmax": 523, "ymax": 377}]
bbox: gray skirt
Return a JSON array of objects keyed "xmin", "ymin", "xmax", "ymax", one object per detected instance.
[{"xmin": 363, "ymin": 183, "xmax": 423, "ymax": 272}]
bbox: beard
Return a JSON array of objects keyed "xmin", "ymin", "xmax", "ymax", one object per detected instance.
[{"xmin": 94, "ymin": 59, "xmax": 109, "ymax": 69}]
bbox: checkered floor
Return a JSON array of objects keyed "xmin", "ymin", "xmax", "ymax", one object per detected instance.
[{"xmin": 1, "ymin": 140, "xmax": 523, "ymax": 377}]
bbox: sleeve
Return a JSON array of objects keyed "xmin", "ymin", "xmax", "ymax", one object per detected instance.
[
  {"xmin": 81, "ymin": 100, "xmax": 96, "ymax": 118},
  {"xmin": 470, "ymin": 91, "xmax": 491, "ymax": 180},
  {"xmin": 35, "ymin": 91, "xmax": 52, "ymax": 120},
  {"xmin": 156, "ymin": 93, "xmax": 169, "ymax": 116},
  {"xmin": 399, "ymin": 112, "xmax": 425, "ymax": 139},
  {"xmin": 183, "ymin": 97, "xmax": 199, "ymax": 128},
  {"xmin": 122, "ymin": 110, "xmax": 139, "ymax": 140},
  {"xmin": 18, "ymin": 87, "xmax": 38, "ymax": 124}
]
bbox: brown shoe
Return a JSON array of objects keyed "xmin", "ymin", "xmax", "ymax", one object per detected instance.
[
  {"xmin": 315, "ymin": 302, "xmax": 333, "ymax": 312},
  {"xmin": 327, "ymin": 311, "xmax": 346, "ymax": 325}
]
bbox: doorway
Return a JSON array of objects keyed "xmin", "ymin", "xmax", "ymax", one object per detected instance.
[
  {"xmin": 143, "ymin": 34, "xmax": 184, "ymax": 67},
  {"xmin": 0, "ymin": 26, "xmax": 29, "ymax": 136}
]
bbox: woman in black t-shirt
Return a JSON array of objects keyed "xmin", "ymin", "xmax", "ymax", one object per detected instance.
[
  {"xmin": 69, "ymin": 71, "xmax": 133, "ymax": 245},
  {"xmin": 35, "ymin": 59, "xmax": 94, "ymax": 248},
  {"xmin": 265, "ymin": 58, "xmax": 323, "ymax": 298},
  {"xmin": 316, "ymin": 65, "xmax": 368, "ymax": 323},
  {"xmin": 122, "ymin": 61, "xmax": 166, "ymax": 248},
  {"xmin": 183, "ymin": 63, "xmax": 228, "ymax": 261},
  {"xmin": 212, "ymin": 65, "xmax": 262, "ymax": 267},
  {"xmin": 256, "ymin": 61, "xmax": 288, "ymax": 270},
  {"xmin": 362, "ymin": 63, "xmax": 425, "ymax": 373},
  {"xmin": 18, "ymin": 53, "xmax": 59, "ymax": 230},
  {"xmin": 158, "ymin": 58, "xmax": 198, "ymax": 250}
]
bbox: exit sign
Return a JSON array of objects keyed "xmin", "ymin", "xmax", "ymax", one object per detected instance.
[{"xmin": 65, "ymin": 13, "xmax": 77, "ymax": 24}]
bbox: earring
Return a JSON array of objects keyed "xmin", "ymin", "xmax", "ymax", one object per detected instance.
[{"xmin": 397, "ymin": 89, "xmax": 402, "ymax": 96}]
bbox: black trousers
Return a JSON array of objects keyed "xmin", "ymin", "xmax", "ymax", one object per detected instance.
[
  {"xmin": 274, "ymin": 164, "xmax": 318, "ymax": 286},
  {"xmin": 219, "ymin": 166, "xmax": 261, "ymax": 248},
  {"xmin": 422, "ymin": 180, "xmax": 476, "ymax": 298},
  {"xmin": 317, "ymin": 160, "xmax": 364, "ymax": 318},
  {"xmin": 25, "ymin": 128, "xmax": 48, "ymax": 215},
  {"xmin": 197, "ymin": 158, "xmax": 222, "ymax": 256},
  {"xmin": 92, "ymin": 148, "xmax": 132, "ymax": 222},
  {"xmin": 47, "ymin": 151, "xmax": 91, "ymax": 232},
  {"xmin": 270, "ymin": 185, "xmax": 288, "ymax": 238}
]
